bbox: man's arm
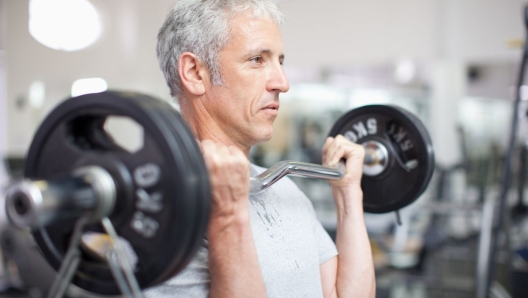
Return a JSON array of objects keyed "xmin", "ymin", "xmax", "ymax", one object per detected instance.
[
  {"xmin": 320, "ymin": 135, "xmax": 376, "ymax": 298},
  {"xmin": 201, "ymin": 140, "xmax": 267, "ymax": 298}
]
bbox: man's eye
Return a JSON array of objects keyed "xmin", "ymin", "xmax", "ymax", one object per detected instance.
[{"xmin": 250, "ymin": 56, "xmax": 263, "ymax": 63}]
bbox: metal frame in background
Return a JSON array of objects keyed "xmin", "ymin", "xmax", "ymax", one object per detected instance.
[{"xmin": 477, "ymin": 5, "xmax": 528, "ymax": 298}]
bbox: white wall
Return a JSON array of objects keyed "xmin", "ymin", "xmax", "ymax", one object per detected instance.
[
  {"xmin": 280, "ymin": 0, "xmax": 524, "ymax": 67},
  {"xmin": 280, "ymin": 0, "xmax": 438, "ymax": 66},
  {"xmin": 442, "ymin": 0, "xmax": 525, "ymax": 62},
  {"xmin": 4, "ymin": 0, "xmax": 527, "ymax": 155}
]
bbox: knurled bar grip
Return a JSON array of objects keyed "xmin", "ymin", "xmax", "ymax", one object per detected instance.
[{"xmin": 249, "ymin": 151, "xmax": 377, "ymax": 194}]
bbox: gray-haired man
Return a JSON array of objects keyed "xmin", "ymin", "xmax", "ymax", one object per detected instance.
[{"xmin": 150, "ymin": 0, "xmax": 375, "ymax": 297}]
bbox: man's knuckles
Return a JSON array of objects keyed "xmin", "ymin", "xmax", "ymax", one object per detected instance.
[{"xmin": 204, "ymin": 148, "xmax": 248, "ymax": 173}]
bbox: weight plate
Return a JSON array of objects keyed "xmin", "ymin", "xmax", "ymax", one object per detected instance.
[
  {"xmin": 328, "ymin": 105, "xmax": 435, "ymax": 213},
  {"xmin": 24, "ymin": 91, "xmax": 210, "ymax": 295}
]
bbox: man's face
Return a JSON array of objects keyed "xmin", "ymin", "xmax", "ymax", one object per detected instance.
[{"xmin": 203, "ymin": 12, "xmax": 290, "ymax": 148}]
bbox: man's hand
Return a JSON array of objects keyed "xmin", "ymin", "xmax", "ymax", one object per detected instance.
[
  {"xmin": 201, "ymin": 140, "xmax": 251, "ymax": 230},
  {"xmin": 322, "ymin": 135, "xmax": 365, "ymax": 189}
]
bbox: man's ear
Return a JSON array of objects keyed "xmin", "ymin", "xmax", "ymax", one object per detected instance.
[{"xmin": 178, "ymin": 52, "xmax": 207, "ymax": 96}]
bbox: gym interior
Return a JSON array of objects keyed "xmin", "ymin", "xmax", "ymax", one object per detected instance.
[{"xmin": 0, "ymin": 0, "xmax": 527, "ymax": 297}]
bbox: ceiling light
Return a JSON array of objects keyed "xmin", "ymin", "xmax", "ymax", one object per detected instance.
[
  {"xmin": 71, "ymin": 78, "xmax": 107, "ymax": 97},
  {"xmin": 29, "ymin": 0, "xmax": 103, "ymax": 52}
]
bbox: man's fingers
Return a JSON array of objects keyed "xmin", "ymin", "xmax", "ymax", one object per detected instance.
[
  {"xmin": 323, "ymin": 138, "xmax": 339, "ymax": 166},
  {"xmin": 325, "ymin": 136, "xmax": 349, "ymax": 166},
  {"xmin": 227, "ymin": 146, "xmax": 250, "ymax": 180},
  {"xmin": 327, "ymin": 144, "xmax": 347, "ymax": 167},
  {"xmin": 322, "ymin": 137, "xmax": 334, "ymax": 165},
  {"xmin": 324, "ymin": 135, "xmax": 365, "ymax": 167},
  {"xmin": 201, "ymin": 141, "xmax": 249, "ymax": 175},
  {"xmin": 322, "ymin": 137, "xmax": 334, "ymax": 153},
  {"xmin": 202, "ymin": 141, "xmax": 230, "ymax": 178},
  {"xmin": 228, "ymin": 145, "xmax": 245, "ymax": 159},
  {"xmin": 201, "ymin": 140, "xmax": 216, "ymax": 168}
]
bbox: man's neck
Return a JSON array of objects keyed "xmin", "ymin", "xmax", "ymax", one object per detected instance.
[{"xmin": 179, "ymin": 95, "xmax": 252, "ymax": 157}]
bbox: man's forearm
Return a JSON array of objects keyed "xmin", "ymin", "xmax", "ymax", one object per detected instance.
[
  {"xmin": 333, "ymin": 187, "xmax": 376, "ymax": 298},
  {"xmin": 208, "ymin": 213, "xmax": 267, "ymax": 298}
]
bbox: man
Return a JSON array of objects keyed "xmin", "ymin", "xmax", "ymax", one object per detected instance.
[{"xmin": 150, "ymin": 0, "xmax": 375, "ymax": 297}]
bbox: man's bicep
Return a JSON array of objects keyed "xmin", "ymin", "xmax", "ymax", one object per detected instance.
[{"xmin": 320, "ymin": 256, "xmax": 338, "ymax": 298}]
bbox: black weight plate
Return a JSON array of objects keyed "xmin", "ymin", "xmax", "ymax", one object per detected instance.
[
  {"xmin": 25, "ymin": 91, "xmax": 211, "ymax": 295},
  {"xmin": 328, "ymin": 105, "xmax": 434, "ymax": 213}
]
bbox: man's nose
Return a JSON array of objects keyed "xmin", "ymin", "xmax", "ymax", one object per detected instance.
[{"xmin": 268, "ymin": 63, "xmax": 290, "ymax": 93}]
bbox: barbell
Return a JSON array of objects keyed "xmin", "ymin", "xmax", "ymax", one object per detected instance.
[{"xmin": 4, "ymin": 91, "xmax": 434, "ymax": 296}]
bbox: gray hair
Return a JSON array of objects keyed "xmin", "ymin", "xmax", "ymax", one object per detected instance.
[{"xmin": 157, "ymin": 0, "xmax": 284, "ymax": 100}]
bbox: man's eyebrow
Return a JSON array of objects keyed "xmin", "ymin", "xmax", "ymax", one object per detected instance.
[
  {"xmin": 242, "ymin": 48, "xmax": 285, "ymax": 63},
  {"xmin": 250, "ymin": 48, "xmax": 285, "ymax": 59}
]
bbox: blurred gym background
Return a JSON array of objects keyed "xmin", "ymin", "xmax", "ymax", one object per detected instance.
[{"xmin": 0, "ymin": 0, "xmax": 528, "ymax": 297}]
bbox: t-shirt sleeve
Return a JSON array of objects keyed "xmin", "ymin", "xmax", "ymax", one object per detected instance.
[
  {"xmin": 143, "ymin": 241, "xmax": 210, "ymax": 298},
  {"xmin": 313, "ymin": 215, "xmax": 338, "ymax": 265}
]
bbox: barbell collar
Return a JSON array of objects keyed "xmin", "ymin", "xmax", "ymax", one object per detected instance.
[
  {"xmin": 5, "ymin": 166, "xmax": 116, "ymax": 229},
  {"xmin": 362, "ymin": 140, "xmax": 389, "ymax": 176}
]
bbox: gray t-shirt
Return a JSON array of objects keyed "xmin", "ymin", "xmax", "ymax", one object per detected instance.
[{"xmin": 145, "ymin": 164, "xmax": 338, "ymax": 297}]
